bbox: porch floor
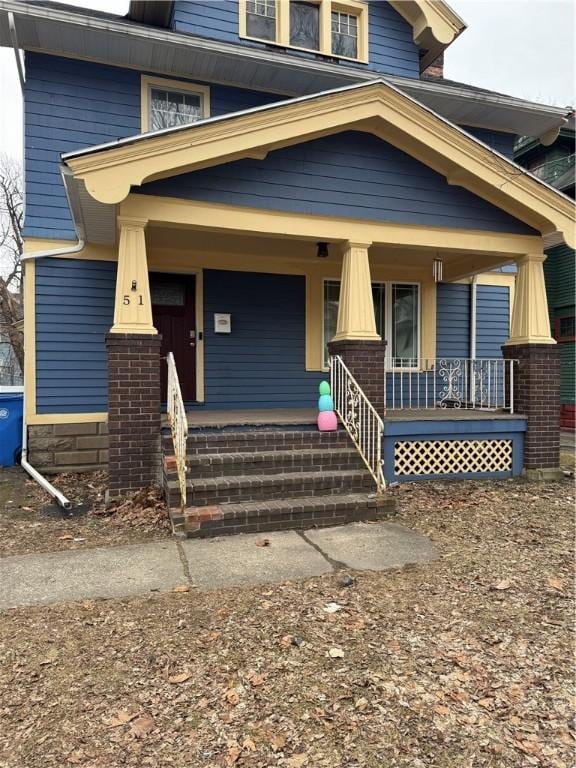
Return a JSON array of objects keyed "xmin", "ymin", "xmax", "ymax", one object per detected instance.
[{"xmin": 174, "ymin": 407, "xmax": 521, "ymax": 429}]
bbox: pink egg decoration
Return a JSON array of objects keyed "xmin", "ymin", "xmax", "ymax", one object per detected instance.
[{"xmin": 317, "ymin": 409, "xmax": 338, "ymax": 432}]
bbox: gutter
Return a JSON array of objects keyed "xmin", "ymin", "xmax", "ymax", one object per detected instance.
[{"xmin": 10, "ymin": 13, "xmax": 71, "ymax": 508}]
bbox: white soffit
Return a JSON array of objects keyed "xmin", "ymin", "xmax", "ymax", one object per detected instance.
[{"xmin": 0, "ymin": 0, "xmax": 570, "ymax": 140}]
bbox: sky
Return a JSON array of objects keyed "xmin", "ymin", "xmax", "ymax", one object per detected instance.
[{"xmin": 0, "ymin": 0, "xmax": 574, "ymax": 162}]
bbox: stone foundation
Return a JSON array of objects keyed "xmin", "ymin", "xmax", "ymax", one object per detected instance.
[
  {"xmin": 502, "ymin": 343, "xmax": 561, "ymax": 472},
  {"xmin": 328, "ymin": 339, "xmax": 387, "ymax": 415},
  {"xmin": 27, "ymin": 421, "xmax": 108, "ymax": 472},
  {"xmin": 106, "ymin": 332, "xmax": 162, "ymax": 499}
]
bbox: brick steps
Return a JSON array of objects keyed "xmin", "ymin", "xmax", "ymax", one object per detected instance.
[
  {"xmin": 172, "ymin": 492, "xmax": 394, "ymax": 538},
  {"xmin": 165, "ymin": 448, "xmax": 364, "ymax": 480},
  {"xmin": 166, "ymin": 468, "xmax": 373, "ymax": 507},
  {"xmin": 161, "ymin": 423, "xmax": 394, "ymax": 538}
]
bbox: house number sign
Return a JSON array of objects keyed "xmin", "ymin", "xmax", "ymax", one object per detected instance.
[{"xmin": 123, "ymin": 294, "xmax": 144, "ymax": 305}]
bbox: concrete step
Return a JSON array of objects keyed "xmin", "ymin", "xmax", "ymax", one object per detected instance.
[
  {"xmin": 165, "ymin": 448, "xmax": 365, "ymax": 480},
  {"xmin": 162, "ymin": 427, "xmax": 351, "ymax": 455},
  {"xmin": 171, "ymin": 492, "xmax": 395, "ymax": 538},
  {"xmin": 165, "ymin": 468, "xmax": 374, "ymax": 508}
]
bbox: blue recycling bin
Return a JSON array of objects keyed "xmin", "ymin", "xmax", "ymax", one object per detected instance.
[{"xmin": 0, "ymin": 393, "xmax": 23, "ymax": 467}]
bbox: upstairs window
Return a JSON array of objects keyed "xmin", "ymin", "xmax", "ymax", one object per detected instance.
[
  {"xmin": 240, "ymin": 0, "xmax": 368, "ymax": 62},
  {"xmin": 331, "ymin": 10, "xmax": 358, "ymax": 58},
  {"xmin": 290, "ymin": 1, "xmax": 320, "ymax": 51},
  {"xmin": 141, "ymin": 76, "xmax": 210, "ymax": 132},
  {"xmin": 246, "ymin": 0, "xmax": 276, "ymax": 42}
]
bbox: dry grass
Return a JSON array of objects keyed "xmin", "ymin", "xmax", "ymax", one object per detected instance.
[{"xmin": 0, "ymin": 477, "xmax": 573, "ymax": 767}]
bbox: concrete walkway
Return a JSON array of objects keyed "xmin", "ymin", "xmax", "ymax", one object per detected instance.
[{"xmin": 0, "ymin": 523, "xmax": 438, "ymax": 610}]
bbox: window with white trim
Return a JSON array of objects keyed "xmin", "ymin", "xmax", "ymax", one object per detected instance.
[
  {"xmin": 148, "ymin": 87, "xmax": 204, "ymax": 131},
  {"xmin": 323, "ymin": 280, "xmax": 419, "ymax": 366},
  {"xmin": 246, "ymin": 0, "xmax": 277, "ymax": 41},
  {"xmin": 290, "ymin": 1, "xmax": 321, "ymax": 50}
]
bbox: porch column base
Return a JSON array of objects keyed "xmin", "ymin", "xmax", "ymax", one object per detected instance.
[
  {"xmin": 106, "ymin": 333, "xmax": 162, "ymax": 499},
  {"xmin": 502, "ymin": 343, "xmax": 561, "ymax": 474},
  {"xmin": 328, "ymin": 339, "xmax": 387, "ymax": 416}
]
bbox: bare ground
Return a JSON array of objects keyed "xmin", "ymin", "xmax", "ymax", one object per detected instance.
[
  {"xmin": 0, "ymin": 468, "xmax": 170, "ymax": 558},
  {"xmin": 0, "ymin": 477, "xmax": 574, "ymax": 768}
]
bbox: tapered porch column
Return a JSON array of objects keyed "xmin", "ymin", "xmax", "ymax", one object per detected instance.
[
  {"xmin": 106, "ymin": 217, "xmax": 162, "ymax": 499},
  {"xmin": 328, "ymin": 241, "xmax": 387, "ymax": 414},
  {"xmin": 502, "ymin": 252, "xmax": 561, "ymax": 478}
]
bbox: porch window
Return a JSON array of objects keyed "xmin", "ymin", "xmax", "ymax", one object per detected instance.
[
  {"xmin": 323, "ymin": 280, "xmax": 419, "ymax": 367},
  {"xmin": 331, "ymin": 10, "xmax": 358, "ymax": 58},
  {"xmin": 290, "ymin": 1, "xmax": 320, "ymax": 50},
  {"xmin": 246, "ymin": 0, "xmax": 277, "ymax": 41},
  {"xmin": 149, "ymin": 87, "xmax": 204, "ymax": 131}
]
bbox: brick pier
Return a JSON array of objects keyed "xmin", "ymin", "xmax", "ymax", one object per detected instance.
[{"xmin": 327, "ymin": 339, "xmax": 387, "ymax": 416}]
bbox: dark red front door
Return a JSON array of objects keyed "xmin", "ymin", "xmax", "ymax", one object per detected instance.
[{"xmin": 151, "ymin": 274, "xmax": 197, "ymax": 403}]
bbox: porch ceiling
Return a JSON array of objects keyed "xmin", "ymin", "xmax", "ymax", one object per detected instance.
[{"xmin": 63, "ymin": 81, "xmax": 575, "ymax": 249}]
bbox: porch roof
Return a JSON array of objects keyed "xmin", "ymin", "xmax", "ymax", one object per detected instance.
[{"xmin": 62, "ymin": 80, "xmax": 575, "ymax": 251}]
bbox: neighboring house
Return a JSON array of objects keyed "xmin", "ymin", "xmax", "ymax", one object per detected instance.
[
  {"xmin": 515, "ymin": 117, "xmax": 575, "ymax": 430},
  {"xmin": 0, "ymin": 1, "xmax": 573, "ymax": 535}
]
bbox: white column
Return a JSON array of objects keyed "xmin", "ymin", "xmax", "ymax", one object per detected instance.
[
  {"xmin": 332, "ymin": 241, "xmax": 381, "ymax": 342},
  {"xmin": 110, "ymin": 216, "xmax": 156, "ymax": 334}
]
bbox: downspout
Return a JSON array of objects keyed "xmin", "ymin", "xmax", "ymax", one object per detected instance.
[{"xmin": 10, "ymin": 12, "xmax": 73, "ymax": 508}]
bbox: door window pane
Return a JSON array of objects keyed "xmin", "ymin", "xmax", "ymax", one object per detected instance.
[
  {"xmin": 150, "ymin": 277, "xmax": 185, "ymax": 306},
  {"xmin": 290, "ymin": 1, "xmax": 320, "ymax": 50},
  {"xmin": 392, "ymin": 284, "xmax": 418, "ymax": 365},
  {"xmin": 246, "ymin": 0, "xmax": 276, "ymax": 40},
  {"xmin": 324, "ymin": 281, "xmax": 384, "ymax": 366},
  {"xmin": 331, "ymin": 11, "xmax": 358, "ymax": 58},
  {"xmin": 149, "ymin": 88, "xmax": 203, "ymax": 131}
]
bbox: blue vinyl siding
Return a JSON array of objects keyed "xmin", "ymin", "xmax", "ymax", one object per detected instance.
[
  {"xmin": 35, "ymin": 258, "xmax": 116, "ymax": 413},
  {"xmin": 463, "ymin": 126, "xmax": 517, "ymax": 160},
  {"xmin": 173, "ymin": 0, "xmax": 420, "ymax": 77},
  {"xmin": 141, "ymin": 132, "xmax": 536, "ymax": 234},
  {"xmin": 436, "ymin": 283, "xmax": 470, "ymax": 358},
  {"xmin": 200, "ymin": 270, "xmax": 322, "ymax": 409},
  {"xmin": 476, "ymin": 285, "xmax": 510, "ymax": 357},
  {"xmin": 23, "ymin": 53, "xmax": 281, "ymax": 240}
]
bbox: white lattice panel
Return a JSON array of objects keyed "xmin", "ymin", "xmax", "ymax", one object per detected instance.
[{"xmin": 394, "ymin": 439, "xmax": 513, "ymax": 476}]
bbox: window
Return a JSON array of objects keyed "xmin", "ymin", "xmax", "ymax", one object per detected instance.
[
  {"xmin": 290, "ymin": 1, "xmax": 320, "ymax": 50},
  {"xmin": 240, "ymin": 0, "xmax": 368, "ymax": 62},
  {"xmin": 323, "ymin": 281, "xmax": 419, "ymax": 366},
  {"xmin": 246, "ymin": 0, "xmax": 276, "ymax": 41},
  {"xmin": 331, "ymin": 11, "xmax": 357, "ymax": 58},
  {"xmin": 141, "ymin": 76, "xmax": 210, "ymax": 132},
  {"xmin": 555, "ymin": 315, "xmax": 575, "ymax": 342}
]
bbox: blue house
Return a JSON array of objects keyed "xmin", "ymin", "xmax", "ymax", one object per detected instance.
[{"xmin": 0, "ymin": 0, "xmax": 573, "ymax": 535}]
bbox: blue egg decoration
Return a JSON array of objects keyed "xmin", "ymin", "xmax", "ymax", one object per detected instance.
[
  {"xmin": 319, "ymin": 381, "xmax": 331, "ymax": 396},
  {"xmin": 318, "ymin": 394, "xmax": 334, "ymax": 412}
]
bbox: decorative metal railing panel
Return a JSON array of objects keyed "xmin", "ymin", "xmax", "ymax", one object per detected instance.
[
  {"xmin": 166, "ymin": 351, "xmax": 189, "ymax": 509},
  {"xmin": 385, "ymin": 358, "xmax": 515, "ymax": 412},
  {"xmin": 329, "ymin": 354, "xmax": 385, "ymax": 493}
]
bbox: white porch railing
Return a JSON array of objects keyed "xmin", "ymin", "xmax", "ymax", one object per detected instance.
[
  {"xmin": 166, "ymin": 352, "xmax": 189, "ymax": 509},
  {"xmin": 329, "ymin": 354, "xmax": 385, "ymax": 494},
  {"xmin": 385, "ymin": 358, "xmax": 515, "ymax": 412}
]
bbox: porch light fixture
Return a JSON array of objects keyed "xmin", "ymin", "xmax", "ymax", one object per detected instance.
[
  {"xmin": 432, "ymin": 257, "xmax": 443, "ymax": 282},
  {"xmin": 316, "ymin": 242, "xmax": 329, "ymax": 258}
]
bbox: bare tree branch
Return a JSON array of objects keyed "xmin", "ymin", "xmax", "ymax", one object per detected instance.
[{"xmin": 0, "ymin": 153, "xmax": 24, "ymax": 373}]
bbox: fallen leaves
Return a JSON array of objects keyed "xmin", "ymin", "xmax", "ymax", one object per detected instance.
[
  {"xmin": 491, "ymin": 578, "xmax": 513, "ymax": 591},
  {"xmin": 327, "ymin": 647, "xmax": 345, "ymax": 658},
  {"xmin": 255, "ymin": 538, "xmax": 271, "ymax": 547},
  {"xmin": 107, "ymin": 710, "xmax": 138, "ymax": 728},
  {"xmin": 168, "ymin": 671, "xmax": 191, "ymax": 684},
  {"xmin": 130, "ymin": 715, "xmax": 155, "ymax": 738},
  {"xmin": 172, "ymin": 584, "xmax": 190, "ymax": 593}
]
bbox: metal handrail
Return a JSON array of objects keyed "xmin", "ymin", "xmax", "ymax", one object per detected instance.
[
  {"xmin": 166, "ymin": 352, "xmax": 188, "ymax": 509},
  {"xmin": 329, "ymin": 354, "xmax": 385, "ymax": 494}
]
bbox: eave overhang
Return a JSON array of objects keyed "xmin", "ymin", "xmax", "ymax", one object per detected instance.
[
  {"xmin": 63, "ymin": 80, "xmax": 575, "ymax": 250},
  {"xmin": 0, "ymin": 0, "xmax": 568, "ymax": 141},
  {"xmin": 389, "ymin": 0, "xmax": 466, "ymax": 71}
]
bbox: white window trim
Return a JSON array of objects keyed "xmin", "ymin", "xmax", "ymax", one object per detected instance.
[
  {"xmin": 140, "ymin": 75, "xmax": 211, "ymax": 133},
  {"xmin": 321, "ymin": 278, "xmax": 421, "ymax": 372},
  {"xmin": 239, "ymin": 0, "xmax": 369, "ymax": 64}
]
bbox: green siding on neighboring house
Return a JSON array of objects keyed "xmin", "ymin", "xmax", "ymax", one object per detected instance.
[{"xmin": 544, "ymin": 244, "xmax": 575, "ymax": 408}]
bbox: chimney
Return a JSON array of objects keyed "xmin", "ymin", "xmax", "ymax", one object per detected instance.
[{"xmin": 422, "ymin": 53, "xmax": 444, "ymax": 80}]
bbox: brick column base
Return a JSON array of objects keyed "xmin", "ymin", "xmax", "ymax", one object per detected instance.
[
  {"xmin": 106, "ymin": 333, "xmax": 162, "ymax": 499},
  {"xmin": 328, "ymin": 340, "xmax": 387, "ymax": 415},
  {"xmin": 502, "ymin": 343, "xmax": 562, "ymax": 478}
]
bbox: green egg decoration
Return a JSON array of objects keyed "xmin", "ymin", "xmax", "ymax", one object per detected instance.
[{"xmin": 319, "ymin": 381, "xmax": 331, "ymax": 396}]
